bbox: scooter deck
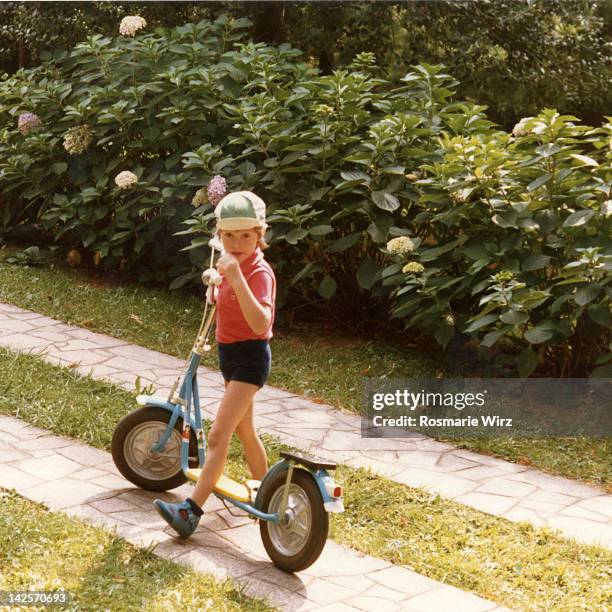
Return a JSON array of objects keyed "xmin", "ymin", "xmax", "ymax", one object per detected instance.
[{"xmin": 186, "ymin": 469, "xmax": 260, "ymax": 503}]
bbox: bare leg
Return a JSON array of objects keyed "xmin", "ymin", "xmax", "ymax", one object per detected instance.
[
  {"xmin": 234, "ymin": 399, "xmax": 268, "ymax": 480},
  {"xmin": 190, "ymin": 380, "xmax": 259, "ymax": 507}
]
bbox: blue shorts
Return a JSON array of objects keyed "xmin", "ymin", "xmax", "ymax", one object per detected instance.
[{"xmin": 217, "ymin": 339, "xmax": 271, "ymax": 388}]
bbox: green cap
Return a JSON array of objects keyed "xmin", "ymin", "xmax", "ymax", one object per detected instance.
[{"xmin": 215, "ymin": 191, "xmax": 267, "ymax": 230}]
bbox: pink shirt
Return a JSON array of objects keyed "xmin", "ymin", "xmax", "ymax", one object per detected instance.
[{"xmin": 215, "ymin": 248, "xmax": 276, "ymax": 343}]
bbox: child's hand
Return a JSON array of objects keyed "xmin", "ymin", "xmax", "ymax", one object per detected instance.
[{"xmin": 216, "ymin": 253, "xmax": 241, "ymax": 284}]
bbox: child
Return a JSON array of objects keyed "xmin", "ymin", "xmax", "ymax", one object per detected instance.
[{"xmin": 153, "ymin": 191, "xmax": 275, "ymax": 538}]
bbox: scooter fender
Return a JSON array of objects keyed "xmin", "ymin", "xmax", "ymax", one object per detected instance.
[
  {"xmin": 254, "ymin": 459, "xmax": 344, "ymax": 513},
  {"xmin": 135, "ymin": 394, "xmax": 196, "ymax": 429}
]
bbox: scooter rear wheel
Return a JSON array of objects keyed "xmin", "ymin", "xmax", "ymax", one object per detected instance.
[
  {"xmin": 259, "ymin": 468, "xmax": 328, "ymax": 573},
  {"xmin": 111, "ymin": 406, "xmax": 197, "ymax": 491}
]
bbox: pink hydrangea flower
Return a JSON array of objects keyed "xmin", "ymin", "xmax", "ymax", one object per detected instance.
[
  {"xmin": 18, "ymin": 112, "xmax": 41, "ymax": 135},
  {"xmin": 207, "ymin": 175, "xmax": 228, "ymax": 206}
]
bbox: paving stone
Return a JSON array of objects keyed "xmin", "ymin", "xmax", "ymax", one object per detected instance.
[
  {"xmin": 0, "ymin": 415, "xmax": 35, "ymax": 434},
  {"xmin": 175, "ymin": 546, "xmax": 258, "ymax": 580},
  {"xmin": 304, "ymin": 544, "xmax": 388, "ymax": 578},
  {"xmin": 55, "ymin": 444, "xmax": 109, "ymax": 467},
  {"xmin": 368, "ymin": 566, "xmax": 441, "ymax": 597},
  {"xmin": 403, "ymin": 586, "xmax": 498, "ymax": 611},
  {"xmin": 25, "ymin": 478, "xmax": 110, "ymax": 509},
  {"xmin": 454, "ymin": 492, "xmax": 518, "ymax": 516},
  {"xmin": 503, "ymin": 507, "xmax": 549, "ymax": 527},
  {"xmin": 18, "ymin": 454, "xmax": 82, "ymax": 480},
  {"xmin": 63, "ymin": 503, "xmax": 125, "ymax": 529},
  {"xmin": 55, "ymin": 349, "xmax": 115, "ymax": 367},
  {"xmin": 435, "ymin": 452, "xmax": 480, "ymax": 471},
  {"xmin": 452, "ymin": 465, "xmax": 509, "ymax": 481},
  {"xmin": 450, "ymin": 449, "xmax": 528, "ymax": 473},
  {"xmin": 345, "ymin": 595, "xmax": 402, "ymax": 611},
  {"xmin": 475, "ymin": 477, "xmax": 537, "ymax": 499},
  {"xmin": 393, "ymin": 450, "xmax": 441, "ymax": 469},
  {"xmin": 300, "ymin": 578, "xmax": 359, "ymax": 605},
  {"xmin": 546, "ymin": 516, "xmax": 612, "ymax": 548},
  {"xmin": 364, "ymin": 583, "xmax": 411, "ymax": 603},
  {"xmin": 90, "ymin": 474, "xmax": 131, "ymax": 490},
  {"xmin": 150, "ymin": 538, "xmax": 195, "ymax": 561},
  {"xmin": 521, "ymin": 500, "xmax": 565, "ymax": 515},
  {"xmin": 0, "ymin": 463, "xmax": 43, "ymax": 490},
  {"xmin": 388, "ymin": 466, "xmax": 478, "ymax": 499},
  {"xmin": 14, "ymin": 436, "xmax": 73, "ymax": 451},
  {"xmin": 0, "ymin": 448, "xmax": 28, "ymax": 463},
  {"xmin": 0, "ymin": 319, "xmax": 36, "ymax": 332},
  {"xmin": 523, "ymin": 489, "xmax": 578, "ymax": 507},
  {"xmin": 238, "ymin": 575, "xmax": 311, "ymax": 610},
  {"xmin": 575, "ymin": 496, "xmax": 612, "ymax": 519},
  {"xmin": 215, "ymin": 523, "xmax": 268, "ymax": 560},
  {"xmin": 305, "ymin": 604, "xmax": 359, "ymax": 612},
  {"xmin": 90, "ymin": 496, "xmax": 141, "ymax": 513},
  {"xmin": 506, "ymin": 470, "xmax": 602, "ymax": 498},
  {"xmin": 111, "ymin": 509, "xmax": 166, "ymax": 528},
  {"xmin": 70, "ymin": 466, "xmax": 107, "ymax": 481},
  {"xmin": 559, "ymin": 504, "xmax": 609, "ymax": 523},
  {"xmin": 250, "ymin": 566, "xmax": 319, "ymax": 592},
  {"xmin": 0, "ymin": 430, "xmax": 19, "ymax": 443},
  {"xmin": 108, "ymin": 344, "xmax": 181, "ymax": 368}
]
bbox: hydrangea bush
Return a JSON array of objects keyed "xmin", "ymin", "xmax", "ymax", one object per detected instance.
[{"xmin": 0, "ymin": 16, "xmax": 608, "ymax": 376}]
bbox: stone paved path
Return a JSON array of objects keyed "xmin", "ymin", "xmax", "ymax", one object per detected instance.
[
  {"xmin": 1, "ymin": 302, "xmax": 611, "ymax": 550},
  {"xmin": 0, "ymin": 414, "xmax": 508, "ymax": 611}
]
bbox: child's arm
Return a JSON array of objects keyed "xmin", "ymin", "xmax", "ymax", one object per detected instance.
[{"xmin": 217, "ymin": 254, "xmax": 272, "ymax": 335}]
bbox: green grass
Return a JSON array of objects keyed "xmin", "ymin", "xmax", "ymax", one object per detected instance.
[
  {"xmin": 0, "ymin": 246, "xmax": 610, "ymax": 490},
  {"xmin": 1, "ymin": 347, "xmax": 611, "ymax": 611},
  {"xmin": 0, "ymin": 490, "xmax": 275, "ymax": 611}
]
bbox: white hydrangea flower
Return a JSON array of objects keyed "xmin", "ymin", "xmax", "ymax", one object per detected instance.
[
  {"xmin": 386, "ymin": 236, "xmax": 415, "ymax": 257},
  {"xmin": 119, "ymin": 15, "xmax": 147, "ymax": 37},
  {"xmin": 115, "ymin": 171, "xmax": 138, "ymax": 190},
  {"xmin": 512, "ymin": 117, "xmax": 534, "ymax": 137},
  {"xmin": 402, "ymin": 262, "xmax": 424, "ymax": 274}
]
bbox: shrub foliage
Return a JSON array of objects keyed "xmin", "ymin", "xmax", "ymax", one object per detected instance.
[{"xmin": 0, "ymin": 16, "xmax": 609, "ymax": 376}]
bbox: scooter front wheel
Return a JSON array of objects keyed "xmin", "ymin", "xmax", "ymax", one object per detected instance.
[
  {"xmin": 111, "ymin": 406, "xmax": 197, "ymax": 491},
  {"xmin": 259, "ymin": 468, "xmax": 328, "ymax": 573}
]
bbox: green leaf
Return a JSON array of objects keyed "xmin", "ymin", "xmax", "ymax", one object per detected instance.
[
  {"xmin": 500, "ymin": 310, "xmax": 529, "ymax": 325},
  {"xmin": 535, "ymin": 143, "xmax": 560, "ymax": 157},
  {"xmin": 517, "ymin": 347, "xmax": 538, "ymax": 377},
  {"xmin": 285, "ymin": 228, "xmax": 308, "ymax": 244},
  {"xmin": 481, "ymin": 326, "xmax": 511, "ymax": 348},
  {"xmin": 380, "ymin": 165, "xmax": 405, "ymax": 175},
  {"xmin": 371, "ymin": 191, "xmax": 400, "ymax": 212},
  {"xmin": 590, "ymin": 364, "xmax": 612, "ymax": 378},
  {"xmin": 587, "ymin": 303, "xmax": 611, "ymax": 327},
  {"xmin": 356, "ymin": 257, "xmax": 378, "ymax": 290},
  {"xmin": 434, "ymin": 323, "xmax": 454, "ymax": 348},
  {"xmin": 522, "ymin": 254, "xmax": 551, "ymax": 271},
  {"xmin": 318, "ymin": 275, "xmax": 337, "ymax": 299},
  {"xmin": 464, "ymin": 313, "xmax": 498, "ymax": 333},
  {"xmin": 527, "ymin": 174, "xmax": 552, "ymax": 192},
  {"xmin": 292, "ymin": 262, "xmax": 320, "ymax": 285},
  {"xmin": 574, "ymin": 285, "xmax": 600, "ymax": 306},
  {"xmin": 570, "ymin": 154, "xmax": 599, "ymax": 167},
  {"xmin": 524, "ymin": 325, "xmax": 553, "ymax": 344},
  {"xmin": 340, "ymin": 170, "xmax": 371, "ymax": 183},
  {"xmin": 50, "ymin": 162, "xmax": 68, "ymax": 175},
  {"xmin": 563, "ymin": 210, "xmax": 595, "ymax": 227},
  {"xmin": 309, "ymin": 225, "xmax": 334, "ymax": 236},
  {"xmin": 327, "ymin": 233, "xmax": 361, "ymax": 253}
]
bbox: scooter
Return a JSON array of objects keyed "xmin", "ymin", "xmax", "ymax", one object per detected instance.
[{"xmin": 111, "ymin": 238, "xmax": 344, "ymax": 572}]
